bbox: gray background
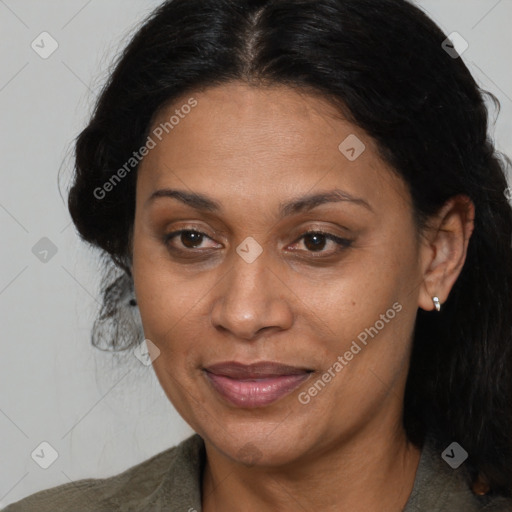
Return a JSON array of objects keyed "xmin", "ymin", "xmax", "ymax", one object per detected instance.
[{"xmin": 1, "ymin": 0, "xmax": 511, "ymax": 506}]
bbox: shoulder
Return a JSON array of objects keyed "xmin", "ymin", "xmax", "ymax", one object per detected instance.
[
  {"xmin": 1, "ymin": 434, "xmax": 205, "ymax": 512},
  {"xmin": 405, "ymin": 432, "xmax": 512, "ymax": 512},
  {"xmin": 480, "ymin": 495, "xmax": 512, "ymax": 511}
]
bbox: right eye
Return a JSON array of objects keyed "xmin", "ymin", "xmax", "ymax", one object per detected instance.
[{"xmin": 163, "ymin": 229, "xmax": 221, "ymax": 253}]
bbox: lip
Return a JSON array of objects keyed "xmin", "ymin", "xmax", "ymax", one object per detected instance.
[{"xmin": 203, "ymin": 361, "xmax": 313, "ymax": 408}]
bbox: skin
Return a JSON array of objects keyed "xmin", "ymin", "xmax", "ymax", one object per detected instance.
[{"xmin": 131, "ymin": 81, "xmax": 475, "ymax": 512}]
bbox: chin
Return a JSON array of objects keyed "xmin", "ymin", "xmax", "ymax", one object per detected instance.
[{"xmin": 196, "ymin": 415, "xmax": 314, "ymax": 467}]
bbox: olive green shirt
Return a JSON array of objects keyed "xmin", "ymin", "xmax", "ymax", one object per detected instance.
[{"xmin": 2, "ymin": 433, "xmax": 512, "ymax": 511}]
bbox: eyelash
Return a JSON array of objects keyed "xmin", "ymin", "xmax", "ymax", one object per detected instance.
[{"xmin": 163, "ymin": 229, "xmax": 353, "ymax": 257}]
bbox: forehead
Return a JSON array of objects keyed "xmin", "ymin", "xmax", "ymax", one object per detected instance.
[
  {"xmin": 136, "ymin": 81, "xmax": 408, "ymax": 214},
  {"xmin": 149, "ymin": 82, "xmax": 347, "ymax": 164}
]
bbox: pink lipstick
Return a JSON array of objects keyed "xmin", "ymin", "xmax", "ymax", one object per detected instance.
[{"xmin": 203, "ymin": 361, "xmax": 312, "ymax": 408}]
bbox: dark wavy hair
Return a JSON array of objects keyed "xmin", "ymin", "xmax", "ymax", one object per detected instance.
[{"xmin": 66, "ymin": 0, "xmax": 512, "ymax": 497}]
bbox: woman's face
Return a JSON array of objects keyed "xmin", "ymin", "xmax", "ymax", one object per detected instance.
[{"xmin": 132, "ymin": 81, "xmax": 428, "ymax": 466}]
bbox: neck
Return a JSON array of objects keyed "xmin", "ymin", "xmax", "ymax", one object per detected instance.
[{"xmin": 201, "ymin": 422, "xmax": 422, "ymax": 512}]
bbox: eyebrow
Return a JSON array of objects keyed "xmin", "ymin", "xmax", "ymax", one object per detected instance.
[{"xmin": 146, "ymin": 187, "xmax": 373, "ymax": 216}]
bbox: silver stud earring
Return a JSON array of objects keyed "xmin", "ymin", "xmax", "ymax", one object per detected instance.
[{"xmin": 432, "ymin": 296, "xmax": 441, "ymax": 312}]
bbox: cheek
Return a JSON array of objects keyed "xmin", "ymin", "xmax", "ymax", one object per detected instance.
[
  {"xmin": 132, "ymin": 229, "xmax": 182, "ymax": 328},
  {"xmin": 132, "ymin": 239, "xmax": 176, "ymax": 351},
  {"xmin": 305, "ymin": 239, "xmax": 417, "ymax": 366},
  {"xmin": 132, "ymin": 257, "xmax": 212, "ymax": 377}
]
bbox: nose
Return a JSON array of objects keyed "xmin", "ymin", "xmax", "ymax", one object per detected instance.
[{"xmin": 210, "ymin": 250, "xmax": 294, "ymax": 341}]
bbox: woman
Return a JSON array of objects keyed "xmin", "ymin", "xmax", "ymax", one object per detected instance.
[{"xmin": 4, "ymin": 0, "xmax": 512, "ymax": 510}]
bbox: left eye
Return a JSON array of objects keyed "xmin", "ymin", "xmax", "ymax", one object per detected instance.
[{"xmin": 289, "ymin": 231, "xmax": 352, "ymax": 254}]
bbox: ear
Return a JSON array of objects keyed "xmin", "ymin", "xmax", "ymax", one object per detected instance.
[{"xmin": 418, "ymin": 195, "xmax": 475, "ymax": 312}]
